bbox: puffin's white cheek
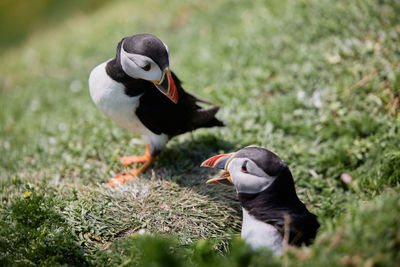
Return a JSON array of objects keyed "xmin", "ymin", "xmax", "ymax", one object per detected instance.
[
  {"xmin": 121, "ymin": 53, "xmax": 140, "ymax": 78},
  {"xmin": 231, "ymin": 172, "xmax": 275, "ymax": 194}
]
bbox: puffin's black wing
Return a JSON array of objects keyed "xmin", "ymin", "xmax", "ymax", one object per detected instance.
[
  {"xmin": 261, "ymin": 206, "xmax": 319, "ymax": 246},
  {"xmin": 238, "ymin": 168, "xmax": 320, "ymax": 246},
  {"xmin": 240, "ymin": 197, "xmax": 319, "ymax": 246},
  {"xmin": 286, "ymin": 210, "xmax": 320, "ymax": 246},
  {"xmin": 135, "ymin": 71, "xmax": 223, "ymax": 137}
]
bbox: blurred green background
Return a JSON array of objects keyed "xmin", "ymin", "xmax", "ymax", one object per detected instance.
[{"xmin": 0, "ymin": 0, "xmax": 108, "ymax": 50}]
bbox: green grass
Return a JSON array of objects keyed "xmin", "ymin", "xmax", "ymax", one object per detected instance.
[{"xmin": 0, "ymin": 0, "xmax": 399, "ymax": 265}]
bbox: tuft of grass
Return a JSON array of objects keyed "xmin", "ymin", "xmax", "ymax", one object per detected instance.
[
  {"xmin": 381, "ymin": 151, "xmax": 400, "ymax": 187},
  {"xmin": 60, "ymin": 179, "xmax": 240, "ymax": 250}
]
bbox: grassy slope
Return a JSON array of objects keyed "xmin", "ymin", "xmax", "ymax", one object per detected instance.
[{"xmin": 0, "ymin": 0, "xmax": 399, "ymax": 265}]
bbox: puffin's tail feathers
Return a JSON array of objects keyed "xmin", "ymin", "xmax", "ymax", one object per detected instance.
[
  {"xmin": 193, "ymin": 105, "xmax": 224, "ymax": 128},
  {"xmin": 184, "ymin": 91, "xmax": 224, "ymax": 129}
]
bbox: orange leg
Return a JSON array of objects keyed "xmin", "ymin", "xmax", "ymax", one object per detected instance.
[
  {"xmin": 119, "ymin": 145, "xmax": 151, "ymax": 165},
  {"xmin": 106, "ymin": 145, "xmax": 155, "ymax": 187}
]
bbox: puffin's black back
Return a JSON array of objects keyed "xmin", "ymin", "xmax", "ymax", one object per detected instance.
[
  {"xmin": 136, "ymin": 72, "xmax": 224, "ymax": 136},
  {"xmin": 105, "ymin": 39, "xmax": 223, "ymax": 138},
  {"xmin": 238, "ymin": 167, "xmax": 320, "ymax": 246}
]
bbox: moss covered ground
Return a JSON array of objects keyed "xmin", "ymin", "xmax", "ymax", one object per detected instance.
[{"xmin": 0, "ymin": 0, "xmax": 399, "ymax": 265}]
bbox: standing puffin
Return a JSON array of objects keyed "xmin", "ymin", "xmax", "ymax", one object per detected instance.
[
  {"xmin": 201, "ymin": 146, "xmax": 319, "ymax": 255},
  {"xmin": 89, "ymin": 34, "xmax": 223, "ymax": 187}
]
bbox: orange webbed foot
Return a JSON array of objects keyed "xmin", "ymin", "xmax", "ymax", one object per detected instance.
[
  {"xmin": 105, "ymin": 145, "xmax": 155, "ymax": 187},
  {"xmin": 106, "ymin": 170, "xmax": 139, "ymax": 187}
]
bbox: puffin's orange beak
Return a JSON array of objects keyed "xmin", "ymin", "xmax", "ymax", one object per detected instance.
[
  {"xmin": 153, "ymin": 67, "xmax": 178, "ymax": 104},
  {"xmin": 200, "ymin": 153, "xmax": 235, "ymax": 186}
]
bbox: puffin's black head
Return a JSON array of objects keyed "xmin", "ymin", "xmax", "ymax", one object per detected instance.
[
  {"xmin": 117, "ymin": 33, "xmax": 178, "ymax": 103},
  {"xmin": 201, "ymin": 145, "xmax": 289, "ymax": 194}
]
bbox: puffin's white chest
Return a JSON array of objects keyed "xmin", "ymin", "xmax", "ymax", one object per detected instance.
[
  {"xmin": 88, "ymin": 61, "xmax": 146, "ymax": 134},
  {"xmin": 88, "ymin": 61, "xmax": 169, "ymax": 154},
  {"xmin": 241, "ymin": 209, "xmax": 283, "ymax": 255}
]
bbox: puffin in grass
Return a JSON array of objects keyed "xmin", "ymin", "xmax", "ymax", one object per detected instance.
[
  {"xmin": 89, "ymin": 34, "xmax": 223, "ymax": 187},
  {"xmin": 201, "ymin": 146, "xmax": 319, "ymax": 255}
]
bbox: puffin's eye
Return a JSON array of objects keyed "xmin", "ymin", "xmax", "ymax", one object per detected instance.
[
  {"xmin": 142, "ymin": 63, "xmax": 151, "ymax": 71},
  {"xmin": 241, "ymin": 161, "xmax": 248, "ymax": 173}
]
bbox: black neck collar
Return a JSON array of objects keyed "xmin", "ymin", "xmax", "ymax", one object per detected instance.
[{"xmin": 105, "ymin": 58, "xmax": 150, "ymax": 97}]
